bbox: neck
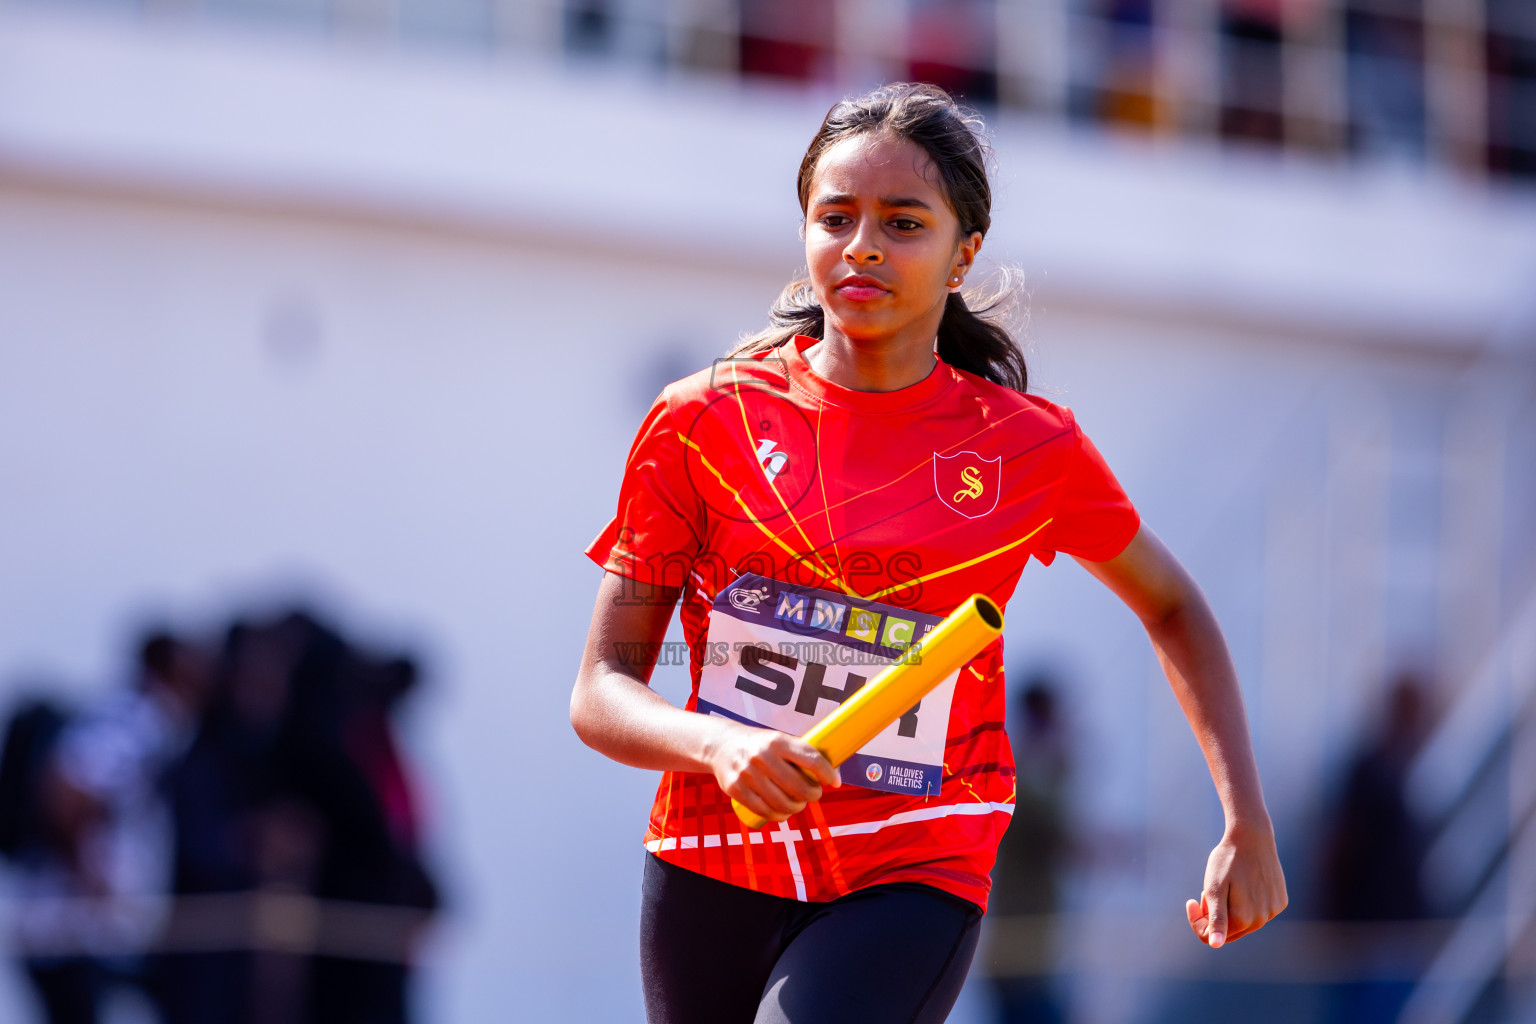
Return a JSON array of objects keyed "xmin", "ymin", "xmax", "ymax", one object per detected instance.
[{"xmin": 806, "ymin": 321, "xmax": 940, "ymax": 394}]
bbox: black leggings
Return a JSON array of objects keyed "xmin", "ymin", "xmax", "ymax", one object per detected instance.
[{"xmin": 640, "ymin": 853, "xmax": 982, "ymax": 1024}]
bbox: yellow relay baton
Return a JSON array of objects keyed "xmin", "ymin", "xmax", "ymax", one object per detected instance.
[{"xmin": 731, "ymin": 593, "xmax": 1004, "ymax": 829}]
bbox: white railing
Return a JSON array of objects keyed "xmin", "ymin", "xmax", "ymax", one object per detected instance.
[{"xmin": 1401, "ymin": 579, "xmax": 1536, "ymax": 1023}]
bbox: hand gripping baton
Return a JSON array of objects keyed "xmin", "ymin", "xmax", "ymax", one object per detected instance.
[{"xmin": 731, "ymin": 594, "xmax": 1004, "ymax": 829}]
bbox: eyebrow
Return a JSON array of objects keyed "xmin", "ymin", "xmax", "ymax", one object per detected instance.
[{"xmin": 812, "ymin": 193, "xmax": 935, "ymax": 211}]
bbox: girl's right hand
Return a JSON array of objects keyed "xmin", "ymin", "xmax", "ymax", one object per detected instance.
[{"xmin": 707, "ymin": 724, "xmax": 841, "ymax": 823}]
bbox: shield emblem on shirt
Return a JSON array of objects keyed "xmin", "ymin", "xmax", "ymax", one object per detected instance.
[{"xmin": 934, "ymin": 451, "xmax": 1001, "ymax": 519}]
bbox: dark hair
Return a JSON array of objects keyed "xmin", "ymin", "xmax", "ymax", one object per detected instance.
[
  {"xmin": 733, "ymin": 82, "xmax": 1028, "ymax": 392},
  {"xmin": 140, "ymin": 631, "xmax": 179, "ymax": 678}
]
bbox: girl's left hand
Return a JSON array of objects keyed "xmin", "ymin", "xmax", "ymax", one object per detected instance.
[{"xmin": 1184, "ymin": 819, "xmax": 1288, "ymax": 948}]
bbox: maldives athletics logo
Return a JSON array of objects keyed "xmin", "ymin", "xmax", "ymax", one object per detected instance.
[{"xmin": 933, "ymin": 451, "xmax": 1001, "ymax": 518}]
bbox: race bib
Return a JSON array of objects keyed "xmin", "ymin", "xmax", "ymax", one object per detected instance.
[{"xmin": 697, "ymin": 574, "xmax": 958, "ymax": 797}]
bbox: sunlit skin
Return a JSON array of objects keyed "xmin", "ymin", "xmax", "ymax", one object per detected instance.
[
  {"xmin": 800, "ymin": 132, "xmax": 981, "ymax": 393},
  {"xmin": 570, "ymin": 128, "xmax": 1287, "ymax": 949}
]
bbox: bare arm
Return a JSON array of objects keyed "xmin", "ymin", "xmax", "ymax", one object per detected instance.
[
  {"xmin": 569, "ymin": 571, "xmax": 839, "ymax": 823},
  {"xmin": 1075, "ymin": 525, "xmax": 1288, "ymax": 947}
]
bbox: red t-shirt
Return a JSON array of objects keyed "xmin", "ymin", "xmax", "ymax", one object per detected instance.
[{"xmin": 585, "ymin": 335, "xmax": 1138, "ymax": 911}]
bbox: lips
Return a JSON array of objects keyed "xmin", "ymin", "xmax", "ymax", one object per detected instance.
[{"xmin": 834, "ymin": 275, "xmax": 891, "ymax": 302}]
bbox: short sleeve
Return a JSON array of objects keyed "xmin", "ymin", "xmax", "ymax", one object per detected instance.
[
  {"xmin": 1031, "ymin": 411, "xmax": 1140, "ymax": 565},
  {"xmin": 585, "ymin": 391, "xmax": 705, "ymax": 588}
]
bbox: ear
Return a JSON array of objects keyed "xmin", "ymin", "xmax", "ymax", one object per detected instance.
[{"xmin": 949, "ymin": 231, "xmax": 983, "ymax": 292}]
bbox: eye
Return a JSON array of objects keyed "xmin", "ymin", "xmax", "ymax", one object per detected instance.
[
  {"xmin": 819, "ymin": 214, "xmax": 851, "ymax": 228},
  {"xmin": 889, "ymin": 218, "xmax": 923, "ymax": 231}
]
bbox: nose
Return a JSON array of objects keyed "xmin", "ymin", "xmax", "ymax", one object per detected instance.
[{"xmin": 843, "ymin": 215, "xmax": 883, "ymax": 266}]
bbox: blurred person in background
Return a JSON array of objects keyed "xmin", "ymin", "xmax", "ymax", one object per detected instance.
[
  {"xmin": 1094, "ymin": 0, "xmax": 1163, "ymax": 131},
  {"xmin": 1344, "ymin": 0, "xmax": 1428, "ymax": 158},
  {"xmin": 158, "ymin": 610, "xmax": 437, "ymax": 1024},
  {"xmin": 1318, "ymin": 673, "xmax": 1431, "ymax": 1024},
  {"xmin": 158, "ymin": 614, "xmax": 327, "ymax": 1024},
  {"xmin": 906, "ymin": 0, "xmax": 998, "ymax": 105},
  {"xmin": 738, "ymin": 0, "xmax": 835, "ymax": 82},
  {"xmin": 0, "ymin": 690, "xmax": 94, "ymax": 1024},
  {"xmin": 1219, "ymin": 0, "xmax": 1285, "ymax": 144},
  {"xmin": 984, "ymin": 674, "xmax": 1072, "ymax": 1024},
  {"xmin": 0, "ymin": 632, "xmax": 211, "ymax": 1024}
]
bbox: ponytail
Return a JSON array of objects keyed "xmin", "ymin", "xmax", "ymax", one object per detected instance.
[{"xmin": 936, "ymin": 271, "xmax": 1028, "ymax": 392}]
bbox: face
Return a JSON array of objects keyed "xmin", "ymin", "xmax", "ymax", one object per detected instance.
[{"xmin": 803, "ymin": 131, "xmax": 982, "ymax": 347}]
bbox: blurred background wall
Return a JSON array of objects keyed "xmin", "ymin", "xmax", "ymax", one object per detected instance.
[{"xmin": 0, "ymin": 1, "xmax": 1534, "ymax": 1022}]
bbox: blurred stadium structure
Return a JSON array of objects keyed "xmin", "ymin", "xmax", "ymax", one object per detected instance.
[
  {"xmin": 0, "ymin": 1, "xmax": 1534, "ymax": 1022},
  {"xmin": 0, "ymin": 0, "xmax": 1531, "ymax": 178}
]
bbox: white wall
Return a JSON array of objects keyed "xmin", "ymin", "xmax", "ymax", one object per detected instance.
[{"xmin": 0, "ymin": 178, "xmax": 791, "ymax": 1021}]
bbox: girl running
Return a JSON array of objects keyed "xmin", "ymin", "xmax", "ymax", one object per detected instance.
[{"xmin": 571, "ymin": 82, "xmax": 1287, "ymax": 1024}]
